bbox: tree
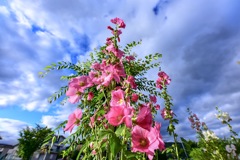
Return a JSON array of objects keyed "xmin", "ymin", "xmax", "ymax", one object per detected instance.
[{"xmin": 17, "ymin": 124, "xmax": 52, "ymax": 160}]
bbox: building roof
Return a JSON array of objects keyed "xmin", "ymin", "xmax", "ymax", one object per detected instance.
[{"xmin": 0, "ymin": 144, "xmax": 14, "ymax": 149}]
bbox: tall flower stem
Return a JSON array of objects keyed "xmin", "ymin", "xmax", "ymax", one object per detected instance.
[
  {"xmin": 161, "ymin": 85, "xmax": 180, "ymax": 160},
  {"xmin": 92, "ymin": 125, "xmax": 102, "ymax": 160},
  {"xmin": 173, "ymin": 132, "xmax": 179, "ymax": 160},
  {"xmin": 120, "ymin": 126, "xmax": 126, "ymax": 160}
]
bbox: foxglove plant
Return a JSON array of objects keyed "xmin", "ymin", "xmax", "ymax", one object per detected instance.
[{"xmin": 40, "ymin": 17, "xmax": 177, "ymax": 160}]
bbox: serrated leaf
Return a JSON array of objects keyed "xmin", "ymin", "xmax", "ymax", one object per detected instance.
[
  {"xmin": 109, "ymin": 134, "xmax": 121, "ymax": 159},
  {"xmin": 115, "ymin": 125, "xmax": 125, "ymax": 137},
  {"xmin": 98, "ymin": 129, "xmax": 114, "ymax": 141}
]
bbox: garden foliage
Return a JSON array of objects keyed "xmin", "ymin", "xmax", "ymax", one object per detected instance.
[{"xmin": 40, "ymin": 18, "xmax": 239, "ymax": 160}]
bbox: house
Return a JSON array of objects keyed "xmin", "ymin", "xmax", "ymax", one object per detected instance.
[
  {"xmin": 0, "ymin": 144, "xmax": 21, "ymax": 160},
  {"xmin": 31, "ymin": 135, "xmax": 66, "ymax": 160},
  {"xmin": 0, "ymin": 144, "xmax": 14, "ymax": 159}
]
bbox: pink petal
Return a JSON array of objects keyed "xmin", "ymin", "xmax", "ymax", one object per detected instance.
[{"xmin": 74, "ymin": 108, "xmax": 83, "ymax": 119}]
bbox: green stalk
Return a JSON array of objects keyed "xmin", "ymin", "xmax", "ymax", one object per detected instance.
[
  {"xmin": 173, "ymin": 132, "xmax": 180, "ymax": 160},
  {"xmin": 120, "ymin": 126, "xmax": 126, "ymax": 160},
  {"xmin": 92, "ymin": 125, "xmax": 102, "ymax": 160}
]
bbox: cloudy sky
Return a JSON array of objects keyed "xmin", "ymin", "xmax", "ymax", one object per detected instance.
[{"xmin": 0, "ymin": 0, "xmax": 240, "ymax": 145}]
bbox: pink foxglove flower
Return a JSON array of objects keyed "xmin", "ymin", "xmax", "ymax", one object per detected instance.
[
  {"xmin": 69, "ymin": 76, "xmax": 93, "ymax": 92},
  {"xmin": 156, "ymin": 71, "xmax": 171, "ymax": 89},
  {"xmin": 64, "ymin": 108, "xmax": 82, "ymax": 133},
  {"xmin": 112, "ymin": 29, "xmax": 122, "ymax": 36},
  {"xmin": 66, "ymin": 86, "xmax": 82, "ymax": 104},
  {"xmin": 112, "ymin": 29, "xmax": 122, "ymax": 42},
  {"xmin": 107, "ymin": 26, "xmax": 114, "ymax": 31},
  {"xmin": 89, "ymin": 71, "xmax": 101, "ymax": 85},
  {"xmin": 105, "ymin": 106, "xmax": 132, "ymax": 128},
  {"xmin": 110, "ymin": 89, "xmax": 125, "ymax": 107},
  {"xmin": 92, "ymin": 150, "xmax": 97, "ymax": 155},
  {"xmin": 188, "ymin": 117, "xmax": 194, "ymax": 123},
  {"xmin": 101, "ymin": 63, "xmax": 126, "ymax": 86},
  {"xmin": 136, "ymin": 105, "xmax": 152, "ymax": 131},
  {"xmin": 152, "ymin": 122, "xmax": 165, "ymax": 151},
  {"xmin": 155, "ymin": 104, "xmax": 160, "ymax": 110},
  {"xmin": 89, "ymin": 142, "xmax": 94, "ymax": 149},
  {"xmin": 111, "ymin": 17, "xmax": 126, "ymax": 28},
  {"xmin": 100, "ymin": 59, "xmax": 107, "ymax": 69},
  {"xmin": 87, "ymin": 92, "xmax": 94, "ymax": 101},
  {"xmin": 126, "ymin": 55, "xmax": 135, "ymax": 62},
  {"xmin": 131, "ymin": 125, "xmax": 159, "ymax": 160},
  {"xmin": 114, "ymin": 62, "xmax": 126, "ymax": 78},
  {"xmin": 126, "ymin": 76, "xmax": 137, "ymax": 89},
  {"xmin": 101, "ymin": 65, "xmax": 118, "ymax": 86},
  {"xmin": 161, "ymin": 108, "xmax": 173, "ymax": 120},
  {"xmin": 91, "ymin": 62, "xmax": 101, "ymax": 70},
  {"xmin": 131, "ymin": 93, "xmax": 139, "ymax": 102},
  {"xmin": 106, "ymin": 42, "xmax": 124, "ymax": 59},
  {"xmin": 149, "ymin": 95, "xmax": 157, "ymax": 104}
]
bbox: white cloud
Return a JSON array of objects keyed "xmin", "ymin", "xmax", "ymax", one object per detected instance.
[
  {"xmin": 0, "ymin": 118, "xmax": 29, "ymax": 145},
  {"xmin": 0, "ymin": 0, "xmax": 239, "ymax": 144},
  {"xmin": 41, "ymin": 103, "xmax": 75, "ymax": 129},
  {"xmin": 0, "ymin": 6, "xmax": 10, "ymax": 16}
]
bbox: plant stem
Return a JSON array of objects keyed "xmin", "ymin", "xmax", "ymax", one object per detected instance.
[
  {"xmin": 173, "ymin": 132, "xmax": 180, "ymax": 160},
  {"xmin": 120, "ymin": 126, "xmax": 126, "ymax": 160},
  {"xmin": 92, "ymin": 125, "xmax": 102, "ymax": 160}
]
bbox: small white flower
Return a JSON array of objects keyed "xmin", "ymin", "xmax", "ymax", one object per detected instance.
[
  {"xmin": 230, "ymin": 144, "xmax": 236, "ymax": 151},
  {"xmin": 202, "ymin": 130, "xmax": 218, "ymax": 141},
  {"xmin": 226, "ymin": 145, "xmax": 231, "ymax": 153},
  {"xmin": 216, "ymin": 111, "xmax": 231, "ymax": 122},
  {"xmin": 226, "ymin": 144, "xmax": 237, "ymax": 158}
]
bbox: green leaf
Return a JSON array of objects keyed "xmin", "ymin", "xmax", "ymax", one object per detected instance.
[
  {"xmin": 125, "ymin": 151, "xmax": 140, "ymax": 160},
  {"xmin": 115, "ymin": 125, "xmax": 125, "ymax": 137},
  {"xmin": 109, "ymin": 134, "xmax": 121, "ymax": 159},
  {"xmin": 98, "ymin": 129, "xmax": 114, "ymax": 141},
  {"xmin": 77, "ymin": 141, "xmax": 89, "ymax": 160}
]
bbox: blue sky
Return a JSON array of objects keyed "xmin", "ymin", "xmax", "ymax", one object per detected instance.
[{"xmin": 0, "ymin": 0, "xmax": 240, "ymax": 145}]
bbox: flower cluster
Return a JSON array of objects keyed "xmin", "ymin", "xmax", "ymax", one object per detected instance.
[
  {"xmin": 216, "ymin": 110, "xmax": 232, "ymax": 123},
  {"xmin": 60, "ymin": 18, "xmax": 168, "ymax": 160},
  {"xmin": 226, "ymin": 144, "xmax": 237, "ymax": 158},
  {"xmin": 188, "ymin": 113, "xmax": 207, "ymax": 132},
  {"xmin": 202, "ymin": 130, "xmax": 219, "ymax": 141},
  {"xmin": 161, "ymin": 108, "xmax": 173, "ymax": 120},
  {"xmin": 156, "ymin": 71, "xmax": 171, "ymax": 89},
  {"xmin": 188, "ymin": 108, "xmax": 240, "ymax": 160}
]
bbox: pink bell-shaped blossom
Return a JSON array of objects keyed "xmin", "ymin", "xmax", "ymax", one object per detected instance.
[
  {"xmin": 131, "ymin": 93, "xmax": 139, "ymax": 102},
  {"xmin": 89, "ymin": 116, "xmax": 95, "ymax": 128},
  {"xmin": 69, "ymin": 76, "xmax": 93, "ymax": 92},
  {"xmin": 154, "ymin": 104, "xmax": 160, "ymax": 110},
  {"xmin": 89, "ymin": 71, "xmax": 101, "ymax": 85},
  {"xmin": 106, "ymin": 42, "xmax": 124, "ymax": 59},
  {"xmin": 66, "ymin": 86, "xmax": 82, "ymax": 104},
  {"xmin": 136, "ymin": 105, "xmax": 153, "ymax": 131},
  {"xmin": 100, "ymin": 63, "xmax": 126, "ymax": 86},
  {"xmin": 161, "ymin": 108, "xmax": 173, "ymax": 120},
  {"xmin": 126, "ymin": 55, "xmax": 135, "ymax": 62},
  {"xmin": 156, "ymin": 71, "xmax": 171, "ymax": 89},
  {"xmin": 64, "ymin": 108, "xmax": 82, "ymax": 133},
  {"xmin": 87, "ymin": 92, "xmax": 94, "ymax": 101},
  {"xmin": 126, "ymin": 76, "xmax": 137, "ymax": 89},
  {"xmin": 149, "ymin": 95, "xmax": 157, "ymax": 104},
  {"xmin": 105, "ymin": 106, "xmax": 132, "ymax": 128},
  {"xmin": 151, "ymin": 122, "xmax": 165, "ymax": 151},
  {"xmin": 110, "ymin": 89, "xmax": 126, "ymax": 107},
  {"xmin": 111, "ymin": 17, "xmax": 126, "ymax": 28},
  {"xmin": 131, "ymin": 125, "xmax": 159, "ymax": 160},
  {"xmin": 91, "ymin": 62, "xmax": 101, "ymax": 70}
]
